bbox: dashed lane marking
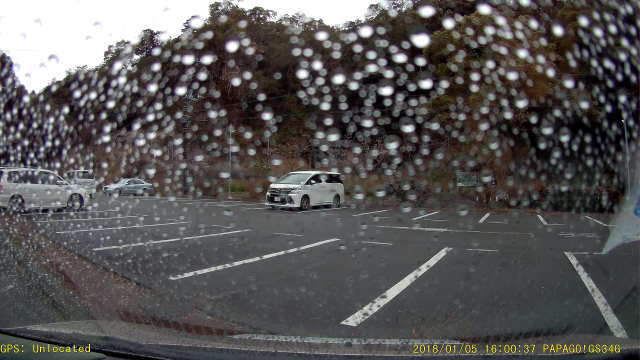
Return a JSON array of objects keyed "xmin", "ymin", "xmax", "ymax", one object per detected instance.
[
  {"xmin": 341, "ymin": 247, "xmax": 452, "ymax": 327},
  {"xmin": 374, "ymin": 225, "xmax": 534, "ymax": 237},
  {"xmin": 35, "ymin": 215, "xmax": 144, "ymax": 223},
  {"xmin": 55, "ymin": 221, "xmax": 190, "ymax": 234},
  {"xmin": 564, "ymin": 252, "xmax": 628, "ymax": 338},
  {"xmin": 411, "ymin": 211, "xmax": 439, "ymax": 221},
  {"xmin": 362, "ymin": 241, "xmax": 393, "ymax": 246},
  {"xmin": 537, "ymin": 214, "xmax": 564, "ymax": 226},
  {"xmin": 478, "ymin": 212, "xmax": 490, "ymax": 224},
  {"xmin": 583, "ymin": 215, "xmax": 613, "ymax": 227},
  {"xmin": 92, "ymin": 229, "xmax": 251, "ymax": 251},
  {"xmin": 273, "ymin": 232, "xmax": 304, "ymax": 237},
  {"xmin": 353, "ymin": 209, "xmax": 390, "ymax": 217},
  {"xmin": 169, "ymin": 238, "xmax": 340, "ymax": 280}
]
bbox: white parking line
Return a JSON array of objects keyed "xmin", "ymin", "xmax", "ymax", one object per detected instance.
[
  {"xmin": 20, "ymin": 209, "xmax": 120, "ymax": 217},
  {"xmin": 353, "ymin": 209, "xmax": 390, "ymax": 217},
  {"xmin": 341, "ymin": 247, "xmax": 452, "ymax": 326},
  {"xmin": 465, "ymin": 248, "xmax": 499, "ymax": 252},
  {"xmin": 169, "ymin": 238, "xmax": 340, "ymax": 280},
  {"xmin": 478, "ymin": 212, "xmax": 491, "ymax": 224},
  {"xmin": 564, "ymin": 252, "xmax": 628, "ymax": 338},
  {"xmin": 35, "ymin": 215, "xmax": 143, "ymax": 223},
  {"xmin": 584, "ymin": 215, "xmax": 612, "ymax": 227},
  {"xmin": 411, "ymin": 211, "xmax": 439, "ymax": 221},
  {"xmin": 93, "ymin": 229, "xmax": 251, "ymax": 251},
  {"xmin": 362, "ymin": 241, "xmax": 393, "ymax": 246},
  {"xmin": 55, "ymin": 221, "xmax": 190, "ymax": 234},
  {"xmin": 273, "ymin": 232, "xmax": 304, "ymax": 237},
  {"xmin": 537, "ymin": 214, "xmax": 564, "ymax": 226},
  {"xmin": 374, "ymin": 225, "xmax": 534, "ymax": 237}
]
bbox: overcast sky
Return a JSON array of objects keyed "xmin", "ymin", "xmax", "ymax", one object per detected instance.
[{"xmin": 0, "ymin": 0, "xmax": 376, "ymax": 92}]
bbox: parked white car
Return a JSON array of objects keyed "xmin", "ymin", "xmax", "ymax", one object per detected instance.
[
  {"xmin": 64, "ymin": 169, "xmax": 96, "ymax": 198},
  {"xmin": 103, "ymin": 178, "xmax": 155, "ymax": 196},
  {"xmin": 266, "ymin": 171, "xmax": 344, "ymax": 210},
  {"xmin": 0, "ymin": 167, "xmax": 90, "ymax": 212}
]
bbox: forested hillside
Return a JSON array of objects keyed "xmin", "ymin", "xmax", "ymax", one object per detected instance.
[{"xmin": 1, "ymin": 0, "xmax": 637, "ymax": 210}]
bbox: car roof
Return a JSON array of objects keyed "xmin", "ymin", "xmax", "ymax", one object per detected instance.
[{"xmin": 289, "ymin": 171, "xmax": 341, "ymax": 175}]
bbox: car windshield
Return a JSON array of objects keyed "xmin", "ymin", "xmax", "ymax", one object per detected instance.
[
  {"xmin": 275, "ymin": 173, "xmax": 311, "ymax": 184},
  {"xmin": 75, "ymin": 171, "xmax": 94, "ymax": 179},
  {"xmin": 0, "ymin": 0, "xmax": 638, "ymax": 359}
]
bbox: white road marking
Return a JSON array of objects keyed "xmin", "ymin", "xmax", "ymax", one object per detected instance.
[
  {"xmin": 273, "ymin": 232, "xmax": 304, "ymax": 237},
  {"xmin": 537, "ymin": 214, "xmax": 564, "ymax": 226},
  {"xmin": 93, "ymin": 229, "xmax": 251, "ymax": 251},
  {"xmin": 169, "ymin": 238, "xmax": 340, "ymax": 280},
  {"xmin": 299, "ymin": 208, "xmax": 345, "ymax": 213},
  {"xmin": 352, "ymin": 209, "xmax": 390, "ymax": 217},
  {"xmin": 411, "ymin": 211, "xmax": 439, "ymax": 221},
  {"xmin": 362, "ymin": 241, "xmax": 393, "ymax": 246},
  {"xmin": 20, "ymin": 209, "xmax": 120, "ymax": 217},
  {"xmin": 488, "ymin": 221, "xmax": 508, "ymax": 224},
  {"xmin": 35, "ymin": 215, "xmax": 143, "ymax": 223},
  {"xmin": 55, "ymin": 221, "xmax": 190, "ymax": 234},
  {"xmin": 478, "ymin": 212, "xmax": 491, "ymax": 223},
  {"xmin": 208, "ymin": 224, "xmax": 234, "ymax": 229},
  {"xmin": 584, "ymin": 215, "xmax": 612, "ymax": 227},
  {"xmin": 564, "ymin": 252, "xmax": 628, "ymax": 338},
  {"xmin": 341, "ymin": 247, "xmax": 452, "ymax": 327},
  {"xmin": 374, "ymin": 225, "xmax": 534, "ymax": 237},
  {"xmin": 231, "ymin": 334, "xmax": 460, "ymax": 345},
  {"xmin": 465, "ymin": 248, "xmax": 499, "ymax": 252}
]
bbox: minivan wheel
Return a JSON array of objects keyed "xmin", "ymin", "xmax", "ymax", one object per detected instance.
[
  {"xmin": 299, "ymin": 196, "xmax": 310, "ymax": 211},
  {"xmin": 8, "ymin": 196, "xmax": 25, "ymax": 214},
  {"xmin": 332, "ymin": 195, "xmax": 341, "ymax": 208},
  {"xmin": 67, "ymin": 194, "xmax": 83, "ymax": 211}
]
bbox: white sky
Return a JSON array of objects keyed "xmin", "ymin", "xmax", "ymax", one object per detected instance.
[{"xmin": 0, "ymin": 0, "xmax": 375, "ymax": 92}]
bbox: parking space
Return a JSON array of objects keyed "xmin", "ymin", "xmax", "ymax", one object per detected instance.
[{"xmin": 23, "ymin": 195, "xmax": 637, "ymax": 340}]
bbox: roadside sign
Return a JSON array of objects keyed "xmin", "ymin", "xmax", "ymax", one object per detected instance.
[{"xmin": 456, "ymin": 171, "xmax": 479, "ymax": 187}]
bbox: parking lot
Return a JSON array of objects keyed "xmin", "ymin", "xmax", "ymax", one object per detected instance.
[{"xmin": 22, "ymin": 195, "xmax": 639, "ymax": 341}]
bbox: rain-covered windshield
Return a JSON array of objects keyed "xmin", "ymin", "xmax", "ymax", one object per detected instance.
[
  {"xmin": 0, "ymin": 0, "xmax": 638, "ymax": 358},
  {"xmin": 275, "ymin": 173, "xmax": 310, "ymax": 184}
]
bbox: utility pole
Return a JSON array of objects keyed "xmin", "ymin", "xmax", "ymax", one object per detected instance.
[
  {"xmin": 622, "ymin": 119, "xmax": 631, "ymax": 197},
  {"xmin": 228, "ymin": 124, "xmax": 233, "ymax": 200}
]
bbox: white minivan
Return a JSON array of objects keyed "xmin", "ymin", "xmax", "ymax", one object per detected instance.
[
  {"xmin": 0, "ymin": 167, "xmax": 90, "ymax": 212},
  {"xmin": 266, "ymin": 171, "xmax": 345, "ymax": 210}
]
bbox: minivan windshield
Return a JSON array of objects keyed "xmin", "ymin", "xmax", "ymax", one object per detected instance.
[
  {"xmin": 74, "ymin": 171, "xmax": 94, "ymax": 179},
  {"xmin": 275, "ymin": 173, "xmax": 311, "ymax": 185}
]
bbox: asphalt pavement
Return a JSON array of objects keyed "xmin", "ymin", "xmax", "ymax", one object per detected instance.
[{"xmin": 18, "ymin": 194, "xmax": 640, "ymax": 341}]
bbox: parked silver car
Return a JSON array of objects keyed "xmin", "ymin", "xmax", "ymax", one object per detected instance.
[
  {"xmin": 0, "ymin": 167, "xmax": 90, "ymax": 212},
  {"xmin": 103, "ymin": 178, "xmax": 155, "ymax": 196}
]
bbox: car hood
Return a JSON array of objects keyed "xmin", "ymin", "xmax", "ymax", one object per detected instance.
[
  {"xmin": 270, "ymin": 183, "xmax": 303, "ymax": 189},
  {"xmin": 104, "ymin": 184, "xmax": 123, "ymax": 189}
]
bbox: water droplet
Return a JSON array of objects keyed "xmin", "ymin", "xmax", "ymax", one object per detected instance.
[
  {"xmin": 327, "ymin": 128, "xmax": 341, "ymax": 142},
  {"xmin": 417, "ymin": 5, "xmax": 436, "ymax": 18},
  {"xmin": 377, "ymin": 84, "xmax": 394, "ymax": 96},
  {"xmin": 552, "ymin": 23, "xmax": 565, "ymax": 37},
  {"xmin": 477, "ymin": 3, "xmax": 492, "ymax": 15},
  {"xmin": 261, "ymin": 109, "xmax": 274, "ymax": 121},
  {"xmin": 188, "ymin": 16, "xmax": 204, "ymax": 29},
  {"xmin": 296, "ymin": 68, "xmax": 309, "ymax": 79},
  {"xmin": 225, "ymin": 39, "xmax": 240, "ymax": 53},
  {"xmin": 47, "ymin": 54, "xmax": 59, "ymax": 64},
  {"xmin": 314, "ymin": 30, "xmax": 329, "ymax": 41},
  {"xmin": 331, "ymin": 73, "xmax": 346, "ymax": 85},
  {"xmin": 409, "ymin": 32, "xmax": 431, "ymax": 48},
  {"xmin": 361, "ymin": 118, "xmax": 374, "ymax": 128},
  {"xmin": 200, "ymin": 54, "xmax": 215, "ymax": 65},
  {"xmin": 175, "ymin": 86, "xmax": 187, "ymax": 96},
  {"xmin": 442, "ymin": 17, "xmax": 456, "ymax": 30},
  {"xmin": 181, "ymin": 54, "xmax": 195, "ymax": 65},
  {"xmin": 562, "ymin": 76, "xmax": 575, "ymax": 89},
  {"xmin": 384, "ymin": 135, "xmax": 401, "ymax": 150},
  {"xmin": 357, "ymin": 25, "xmax": 374, "ymax": 38},
  {"xmin": 400, "ymin": 118, "xmax": 415, "ymax": 133},
  {"xmin": 559, "ymin": 127, "xmax": 571, "ymax": 143}
]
